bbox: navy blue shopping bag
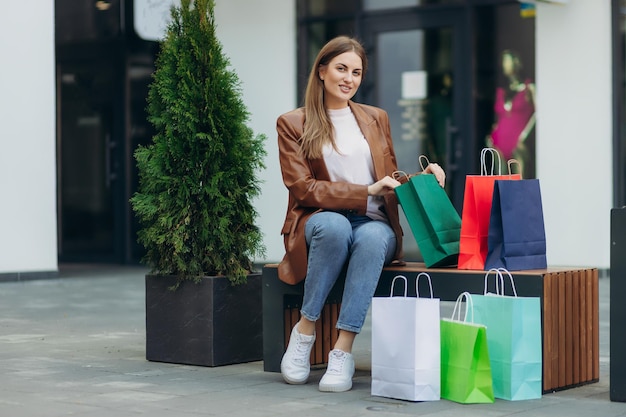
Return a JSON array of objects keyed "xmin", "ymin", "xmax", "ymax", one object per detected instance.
[{"xmin": 485, "ymin": 179, "xmax": 547, "ymax": 270}]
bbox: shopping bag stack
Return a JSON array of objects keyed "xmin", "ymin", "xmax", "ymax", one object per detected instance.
[
  {"xmin": 458, "ymin": 148, "xmax": 521, "ymax": 270},
  {"xmin": 485, "ymin": 171, "xmax": 547, "ymax": 270},
  {"xmin": 371, "ymin": 273, "xmax": 440, "ymax": 401},
  {"xmin": 440, "ymin": 292, "xmax": 495, "ymax": 404},
  {"xmin": 472, "ymin": 268, "xmax": 542, "ymax": 400},
  {"xmin": 394, "ymin": 155, "xmax": 461, "ymax": 267}
]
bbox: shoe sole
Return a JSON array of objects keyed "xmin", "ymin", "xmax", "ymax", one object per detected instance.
[
  {"xmin": 318, "ymin": 381, "xmax": 352, "ymax": 392},
  {"xmin": 282, "ymin": 374, "xmax": 309, "ymax": 385}
]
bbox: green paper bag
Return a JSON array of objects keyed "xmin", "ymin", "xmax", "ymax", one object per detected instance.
[
  {"xmin": 472, "ymin": 269, "xmax": 542, "ymax": 400},
  {"xmin": 394, "ymin": 164, "xmax": 461, "ymax": 267},
  {"xmin": 440, "ymin": 292, "xmax": 495, "ymax": 404}
]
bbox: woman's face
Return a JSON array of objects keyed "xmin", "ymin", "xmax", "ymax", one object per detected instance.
[
  {"xmin": 502, "ymin": 53, "xmax": 516, "ymax": 77},
  {"xmin": 318, "ymin": 51, "xmax": 363, "ymax": 109}
]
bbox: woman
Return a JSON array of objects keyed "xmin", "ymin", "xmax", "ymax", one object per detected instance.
[
  {"xmin": 487, "ymin": 49, "xmax": 536, "ymax": 176},
  {"xmin": 276, "ymin": 36, "xmax": 445, "ymax": 392}
]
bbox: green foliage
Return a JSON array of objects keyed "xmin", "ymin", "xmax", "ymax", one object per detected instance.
[{"xmin": 130, "ymin": 0, "xmax": 266, "ymax": 286}]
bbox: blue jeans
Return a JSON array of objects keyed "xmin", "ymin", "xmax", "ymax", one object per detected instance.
[{"xmin": 301, "ymin": 211, "xmax": 397, "ymax": 333}]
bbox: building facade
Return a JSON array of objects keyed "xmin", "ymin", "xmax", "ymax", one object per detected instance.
[{"xmin": 0, "ymin": 0, "xmax": 616, "ymax": 278}]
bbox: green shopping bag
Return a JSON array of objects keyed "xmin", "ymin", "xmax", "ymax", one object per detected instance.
[
  {"xmin": 472, "ymin": 269, "xmax": 542, "ymax": 400},
  {"xmin": 440, "ymin": 292, "xmax": 495, "ymax": 404},
  {"xmin": 394, "ymin": 156, "xmax": 461, "ymax": 267}
]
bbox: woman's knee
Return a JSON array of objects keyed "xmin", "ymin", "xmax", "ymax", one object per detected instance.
[
  {"xmin": 352, "ymin": 221, "xmax": 396, "ymax": 257},
  {"xmin": 305, "ymin": 212, "xmax": 352, "ymax": 244}
]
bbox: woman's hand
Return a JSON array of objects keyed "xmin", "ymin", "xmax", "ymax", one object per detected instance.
[
  {"xmin": 423, "ymin": 163, "xmax": 446, "ymax": 187},
  {"xmin": 368, "ymin": 176, "xmax": 401, "ymax": 196}
]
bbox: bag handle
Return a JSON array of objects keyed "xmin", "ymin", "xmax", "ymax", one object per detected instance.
[
  {"xmin": 507, "ymin": 158, "xmax": 523, "ymax": 179},
  {"xmin": 483, "ymin": 268, "xmax": 518, "ymax": 297},
  {"xmin": 451, "ymin": 291, "xmax": 474, "ymax": 323},
  {"xmin": 393, "ymin": 155, "xmax": 433, "ymax": 185},
  {"xmin": 419, "ymin": 155, "xmax": 430, "ymax": 171},
  {"xmin": 483, "ymin": 268, "xmax": 504, "ymax": 295},
  {"xmin": 393, "ymin": 153, "xmax": 432, "ymax": 183},
  {"xmin": 389, "ymin": 275, "xmax": 408, "ymax": 297},
  {"xmin": 392, "ymin": 170, "xmax": 410, "ymax": 183},
  {"xmin": 415, "ymin": 272, "xmax": 434, "ymax": 299},
  {"xmin": 498, "ymin": 268, "xmax": 518, "ymax": 297},
  {"xmin": 480, "ymin": 147, "xmax": 502, "ymax": 176}
]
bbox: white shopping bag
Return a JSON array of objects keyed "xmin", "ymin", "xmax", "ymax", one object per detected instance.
[{"xmin": 371, "ymin": 273, "xmax": 441, "ymax": 401}]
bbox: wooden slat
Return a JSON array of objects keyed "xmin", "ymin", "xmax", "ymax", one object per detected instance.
[
  {"xmin": 552, "ymin": 272, "xmax": 559, "ymax": 390},
  {"xmin": 558, "ymin": 272, "xmax": 566, "ymax": 388},
  {"xmin": 313, "ymin": 308, "xmax": 323, "ymax": 364},
  {"xmin": 572, "ymin": 270, "xmax": 580, "ymax": 385},
  {"xmin": 592, "ymin": 269, "xmax": 600, "ymax": 380},
  {"xmin": 330, "ymin": 304, "xmax": 340, "ymax": 353},
  {"xmin": 543, "ymin": 272, "xmax": 553, "ymax": 391},
  {"xmin": 565, "ymin": 270, "xmax": 573, "ymax": 386},
  {"xmin": 321, "ymin": 305, "xmax": 330, "ymax": 361},
  {"xmin": 584, "ymin": 273, "xmax": 596, "ymax": 381},
  {"xmin": 579, "ymin": 270, "xmax": 588, "ymax": 383},
  {"xmin": 324, "ymin": 304, "xmax": 337, "ymax": 361},
  {"xmin": 290, "ymin": 308, "xmax": 300, "ymax": 332}
]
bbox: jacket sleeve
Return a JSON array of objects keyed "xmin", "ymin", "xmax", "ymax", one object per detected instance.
[{"xmin": 277, "ymin": 112, "xmax": 369, "ymax": 214}]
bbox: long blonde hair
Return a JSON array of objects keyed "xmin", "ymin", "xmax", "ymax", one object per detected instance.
[{"xmin": 300, "ymin": 36, "xmax": 368, "ymax": 159}]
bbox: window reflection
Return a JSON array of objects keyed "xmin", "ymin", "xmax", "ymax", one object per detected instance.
[
  {"xmin": 376, "ymin": 29, "xmax": 453, "ymax": 176},
  {"xmin": 486, "ymin": 49, "xmax": 536, "ymax": 177},
  {"xmin": 474, "ymin": 4, "xmax": 536, "ymax": 178}
]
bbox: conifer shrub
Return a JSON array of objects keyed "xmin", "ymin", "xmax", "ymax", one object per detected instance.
[{"xmin": 131, "ymin": 0, "xmax": 266, "ymax": 286}]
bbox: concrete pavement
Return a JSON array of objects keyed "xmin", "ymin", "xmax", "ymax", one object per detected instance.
[{"xmin": 0, "ymin": 264, "xmax": 621, "ymax": 417}]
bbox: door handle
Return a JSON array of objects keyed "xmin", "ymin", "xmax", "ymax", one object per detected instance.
[{"xmin": 105, "ymin": 133, "xmax": 118, "ymax": 188}]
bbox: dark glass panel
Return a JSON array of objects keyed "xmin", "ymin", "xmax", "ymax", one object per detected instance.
[
  {"xmin": 364, "ymin": 0, "xmax": 463, "ymax": 10},
  {"xmin": 56, "ymin": 0, "xmax": 121, "ymax": 44},
  {"xmin": 298, "ymin": 0, "xmax": 360, "ymax": 18}
]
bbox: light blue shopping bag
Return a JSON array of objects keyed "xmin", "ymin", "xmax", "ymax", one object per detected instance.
[{"xmin": 472, "ymin": 268, "xmax": 542, "ymax": 400}]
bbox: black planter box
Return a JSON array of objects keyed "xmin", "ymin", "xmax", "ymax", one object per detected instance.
[{"xmin": 145, "ymin": 273, "xmax": 263, "ymax": 367}]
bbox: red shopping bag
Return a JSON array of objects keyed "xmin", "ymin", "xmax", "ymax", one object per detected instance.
[{"xmin": 457, "ymin": 150, "xmax": 520, "ymax": 270}]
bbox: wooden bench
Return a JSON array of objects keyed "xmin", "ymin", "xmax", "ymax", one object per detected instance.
[{"xmin": 262, "ymin": 262, "xmax": 599, "ymax": 393}]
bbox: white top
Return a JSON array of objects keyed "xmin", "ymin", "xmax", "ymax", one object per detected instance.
[{"xmin": 323, "ymin": 107, "xmax": 386, "ymax": 222}]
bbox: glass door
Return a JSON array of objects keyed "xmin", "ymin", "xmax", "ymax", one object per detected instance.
[
  {"xmin": 362, "ymin": 10, "xmax": 469, "ymax": 260},
  {"xmin": 57, "ymin": 58, "xmax": 125, "ymax": 262}
]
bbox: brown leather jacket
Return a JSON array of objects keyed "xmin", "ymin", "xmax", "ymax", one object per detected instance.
[{"xmin": 276, "ymin": 101, "xmax": 404, "ymax": 285}]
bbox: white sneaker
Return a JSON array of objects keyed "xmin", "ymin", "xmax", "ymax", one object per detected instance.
[
  {"xmin": 318, "ymin": 349, "xmax": 355, "ymax": 392},
  {"xmin": 280, "ymin": 325, "xmax": 315, "ymax": 384}
]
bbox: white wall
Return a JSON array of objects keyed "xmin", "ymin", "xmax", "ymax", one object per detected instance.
[
  {"xmin": 536, "ymin": 0, "xmax": 612, "ymax": 269},
  {"xmin": 0, "ymin": 1, "xmax": 58, "ymax": 273},
  {"xmin": 215, "ymin": 0, "xmax": 296, "ymax": 263}
]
